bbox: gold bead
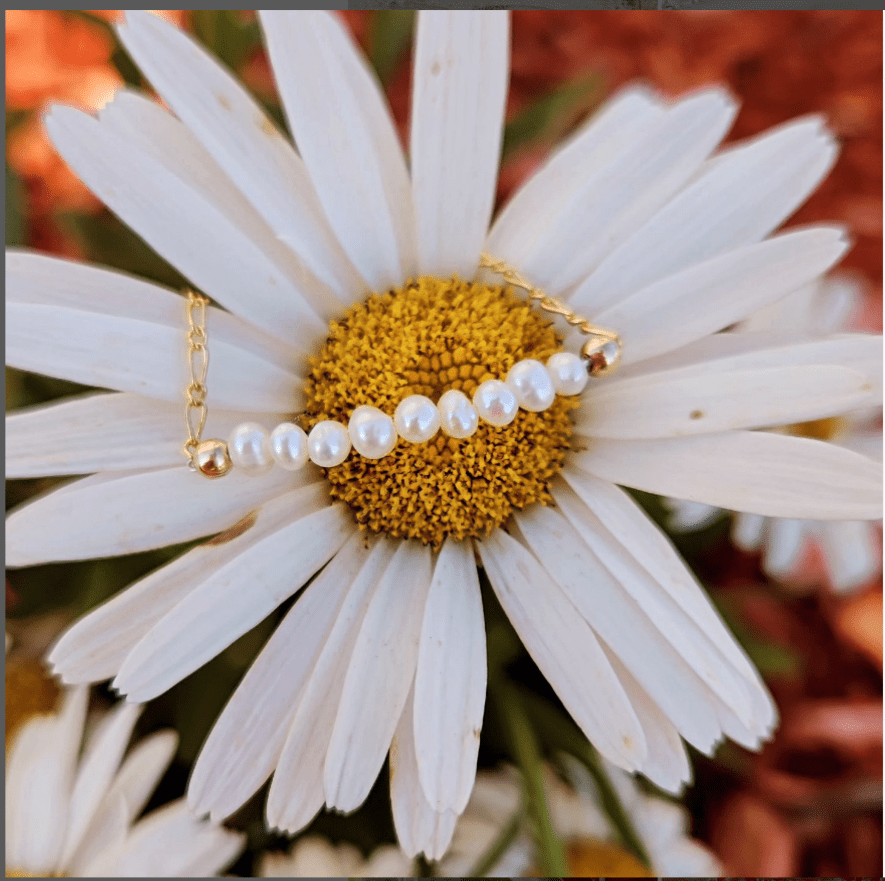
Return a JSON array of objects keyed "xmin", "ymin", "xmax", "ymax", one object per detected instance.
[
  {"xmin": 580, "ymin": 336, "xmax": 621, "ymax": 377},
  {"xmin": 194, "ymin": 439, "xmax": 232, "ymax": 478}
]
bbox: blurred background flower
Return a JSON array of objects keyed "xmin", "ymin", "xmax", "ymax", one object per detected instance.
[
  {"xmin": 5, "ymin": 9, "xmax": 881, "ymax": 877},
  {"xmin": 5, "ymin": 684, "xmax": 244, "ymax": 877}
]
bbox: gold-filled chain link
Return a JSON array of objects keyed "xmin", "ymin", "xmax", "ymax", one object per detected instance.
[
  {"xmin": 183, "ymin": 290, "xmax": 210, "ymax": 469},
  {"xmin": 479, "ymin": 253, "xmax": 622, "ymax": 376},
  {"xmin": 479, "ymin": 253, "xmax": 620, "ymax": 343}
]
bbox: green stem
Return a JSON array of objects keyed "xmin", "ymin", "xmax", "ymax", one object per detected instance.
[
  {"xmin": 520, "ymin": 689, "xmax": 652, "ymax": 869},
  {"xmin": 468, "ymin": 796, "xmax": 526, "ymax": 878},
  {"xmin": 494, "ymin": 684, "xmax": 567, "ymax": 876}
]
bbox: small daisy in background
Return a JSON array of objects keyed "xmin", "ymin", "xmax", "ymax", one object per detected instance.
[
  {"xmin": 5, "ymin": 686, "xmax": 243, "ymax": 878},
  {"xmin": 666, "ymin": 273, "xmax": 883, "ymax": 594},
  {"xmin": 438, "ymin": 758, "xmax": 720, "ymax": 877},
  {"xmin": 4, "ymin": 7, "xmax": 882, "ymax": 871},
  {"xmin": 258, "ymin": 836, "xmax": 412, "ymax": 878}
]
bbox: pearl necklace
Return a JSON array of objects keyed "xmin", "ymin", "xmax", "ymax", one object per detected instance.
[{"xmin": 184, "ymin": 256, "xmax": 621, "ymax": 479}]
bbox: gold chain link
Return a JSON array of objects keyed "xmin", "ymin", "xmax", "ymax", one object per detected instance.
[
  {"xmin": 479, "ymin": 253, "xmax": 620, "ymax": 345},
  {"xmin": 183, "ymin": 290, "xmax": 210, "ymax": 469}
]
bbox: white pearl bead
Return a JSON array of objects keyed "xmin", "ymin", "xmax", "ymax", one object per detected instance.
[
  {"xmin": 473, "ymin": 379, "xmax": 519, "ymax": 427},
  {"xmin": 394, "ymin": 394, "xmax": 440, "ymax": 444},
  {"xmin": 307, "ymin": 420, "xmax": 351, "ymax": 467},
  {"xmin": 348, "ymin": 405, "xmax": 397, "ymax": 459},
  {"xmin": 228, "ymin": 422, "xmax": 272, "ymax": 475},
  {"xmin": 270, "ymin": 422, "xmax": 309, "ymax": 470},
  {"xmin": 506, "ymin": 358, "xmax": 556, "ymax": 412},
  {"xmin": 438, "ymin": 389, "xmax": 479, "ymax": 439},
  {"xmin": 546, "ymin": 351, "xmax": 589, "ymax": 395}
]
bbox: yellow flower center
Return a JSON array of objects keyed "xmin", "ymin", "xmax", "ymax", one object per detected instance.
[
  {"xmin": 304, "ymin": 276, "xmax": 578, "ymax": 547},
  {"xmin": 566, "ymin": 839, "xmax": 654, "ymax": 877},
  {"xmin": 5, "ymin": 656, "xmax": 60, "ymax": 751}
]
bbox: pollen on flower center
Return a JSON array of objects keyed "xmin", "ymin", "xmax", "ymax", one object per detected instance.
[{"xmin": 303, "ymin": 275, "xmax": 579, "ymax": 547}]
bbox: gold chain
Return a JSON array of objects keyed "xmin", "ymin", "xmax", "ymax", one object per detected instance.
[
  {"xmin": 479, "ymin": 253, "xmax": 619, "ymax": 342},
  {"xmin": 479, "ymin": 253, "xmax": 622, "ymax": 375},
  {"xmin": 183, "ymin": 290, "xmax": 210, "ymax": 469}
]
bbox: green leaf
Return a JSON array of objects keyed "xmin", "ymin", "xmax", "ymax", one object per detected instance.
[
  {"xmin": 6, "ymin": 163, "xmax": 25, "ymax": 247},
  {"xmin": 5, "ymin": 366, "xmax": 98, "ymax": 411},
  {"xmin": 5, "ymin": 109, "xmax": 30, "ymax": 136},
  {"xmin": 367, "ymin": 10, "xmax": 415, "ymax": 87},
  {"xmin": 191, "ymin": 10, "xmax": 262, "ymax": 72},
  {"xmin": 502, "ymin": 73, "xmax": 603, "ymax": 162},
  {"xmin": 711, "ymin": 592, "xmax": 803, "ymax": 679}
]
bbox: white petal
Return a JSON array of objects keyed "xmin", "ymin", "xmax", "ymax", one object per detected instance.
[
  {"xmin": 5, "ymin": 687, "xmax": 87, "ymax": 873},
  {"xmin": 324, "ymin": 541, "xmax": 432, "ymax": 811},
  {"xmin": 259, "ymin": 838, "xmax": 357, "ymax": 876},
  {"xmin": 44, "ymin": 105, "xmax": 325, "ymax": 345},
  {"xmin": 113, "ymin": 500, "xmax": 353, "ymax": 702},
  {"xmin": 361, "ymin": 844, "xmax": 416, "ymax": 876},
  {"xmin": 518, "ymin": 89, "xmax": 738, "ymax": 294},
  {"xmin": 6, "ymin": 463, "xmax": 310, "ymax": 568},
  {"xmin": 586, "ymin": 226, "xmax": 850, "ymax": 367},
  {"xmin": 7, "ymin": 250, "xmax": 302, "ymax": 411},
  {"xmin": 607, "ymin": 330, "xmax": 883, "ymax": 393},
  {"xmin": 59, "ymin": 701, "xmax": 142, "ymax": 868},
  {"xmin": 821, "ymin": 520, "xmax": 882, "ymax": 592},
  {"xmin": 560, "ymin": 469, "xmax": 777, "ymax": 733},
  {"xmin": 104, "ymin": 730, "xmax": 178, "ymax": 821},
  {"xmin": 390, "ymin": 686, "xmax": 458, "ymax": 860},
  {"xmin": 838, "ymin": 429, "xmax": 883, "ymax": 462},
  {"xmin": 514, "ymin": 506, "xmax": 732, "ymax": 753},
  {"xmin": 189, "ymin": 529, "xmax": 370, "ymax": 822},
  {"xmin": 578, "ymin": 363, "xmax": 869, "ymax": 439},
  {"xmin": 570, "ymin": 116, "xmax": 837, "ymax": 315},
  {"xmin": 476, "ymin": 529, "xmax": 647, "ymax": 769},
  {"xmin": 97, "ymin": 88, "xmax": 341, "ymax": 322},
  {"xmin": 546, "ymin": 483, "xmax": 757, "ymax": 724},
  {"xmin": 266, "ymin": 536, "xmax": 396, "ymax": 833},
  {"xmin": 573, "ymin": 431, "xmax": 883, "ymax": 520},
  {"xmin": 413, "ymin": 538, "xmax": 486, "ymax": 813},
  {"xmin": 260, "ymin": 10, "xmax": 416, "ymax": 290},
  {"xmin": 66, "ymin": 791, "xmax": 129, "ymax": 878},
  {"xmin": 487, "ymin": 85, "xmax": 665, "ymax": 278},
  {"xmin": 731, "ymin": 512, "xmax": 767, "ymax": 551},
  {"xmin": 607, "ymin": 660, "xmax": 692, "ymax": 794},
  {"xmin": 666, "ymin": 498, "xmax": 721, "ymax": 531},
  {"xmin": 762, "ymin": 518, "xmax": 808, "ymax": 577},
  {"xmin": 48, "ymin": 481, "xmax": 326, "ymax": 684},
  {"xmin": 83, "ymin": 800, "xmax": 244, "ymax": 878},
  {"xmin": 6, "ymin": 393, "xmax": 289, "ymax": 477},
  {"xmin": 7, "ymin": 249, "xmax": 295, "ymax": 365},
  {"xmin": 411, "ymin": 10, "xmax": 508, "ymax": 278},
  {"xmin": 117, "ymin": 11, "xmax": 364, "ymax": 302}
]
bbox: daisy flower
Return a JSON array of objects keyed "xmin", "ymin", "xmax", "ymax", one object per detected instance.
[
  {"xmin": 5, "ymin": 686, "xmax": 244, "ymax": 877},
  {"xmin": 257, "ymin": 836, "xmax": 412, "ymax": 878},
  {"xmin": 438, "ymin": 758, "xmax": 720, "ymax": 877},
  {"xmin": 6, "ymin": 9, "xmax": 882, "ymax": 860},
  {"xmin": 666, "ymin": 275, "xmax": 883, "ymax": 593}
]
